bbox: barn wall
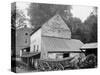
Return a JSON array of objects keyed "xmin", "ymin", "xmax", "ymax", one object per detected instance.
[{"xmin": 30, "ymin": 29, "xmax": 41, "ymax": 52}]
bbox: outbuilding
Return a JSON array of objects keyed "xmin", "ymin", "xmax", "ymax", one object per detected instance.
[{"xmin": 80, "ymin": 43, "xmax": 97, "ymax": 56}]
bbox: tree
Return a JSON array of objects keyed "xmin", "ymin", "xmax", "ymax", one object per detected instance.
[
  {"xmin": 15, "ymin": 10, "xmax": 27, "ymax": 28},
  {"xmin": 28, "ymin": 3, "xmax": 72, "ymax": 28},
  {"xmin": 64, "ymin": 17, "xmax": 84, "ymax": 41},
  {"xmin": 28, "ymin": 3, "xmax": 97, "ymax": 43},
  {"xmin": 11, "ymin": 3, "xmax": 27, "ymax": 28},
  {"xmin": 84, "ymin": 14, "xmax": 97, "ymax": 43}
]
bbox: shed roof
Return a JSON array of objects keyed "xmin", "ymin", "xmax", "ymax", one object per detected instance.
[
  {"xmin": 42, "ymin": 37, "xmax": 84, "ymax": 52},
  {"xmin": 21, "ymin": 52, "xmax": 40, "ymax": 58},
  {"xmin": 80, "ymin": 43, "xmax": 97, "ymax": 49}
]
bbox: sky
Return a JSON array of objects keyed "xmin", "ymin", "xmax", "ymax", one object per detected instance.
[
  {"xmin": 16, "ymin": 2, "xmax": 31, "ymax": 27},
  {"xmin": 16, "ymin": 2, "xmax": 30, "ymax": 19},
  {"xmin": 16, "ymin": 2, "xmax": 94, "ymax": 23},
  {"xmin": 71, "ymin": 5, "xmax": 93, "ymax": 22}
]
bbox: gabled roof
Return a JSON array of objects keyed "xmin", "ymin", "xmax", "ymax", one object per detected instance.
[
  {"xmin": 30, "ymin": 26, "xmax": 41, "ymax": 35},
  {"xmin": 80, "ymin": 43, "xmax": 97, "ymax": 49},
  {"xmin": 42, "ymin": 14, "xmax": 71, "ymax": 39},
  {"xmin": 42, "ymin": 36, "xmax": 84, "ymax": 52},
  {"xmin": 30, "ymin": 14, "xmax": 71, "ymax": 38}
]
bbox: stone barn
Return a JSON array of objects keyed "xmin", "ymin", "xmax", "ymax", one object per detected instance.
[{"xmin": 30, "ymin": 14, "xmax": 84, "ymax": 59}]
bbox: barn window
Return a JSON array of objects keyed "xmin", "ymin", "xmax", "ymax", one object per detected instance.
[
  {"xmin": 37, "ymin": 45, "xmax": 39, "ymax": 52},
  {"xmin": 63, "ymin": 53, "xmax": 69, "ymax": 58}
]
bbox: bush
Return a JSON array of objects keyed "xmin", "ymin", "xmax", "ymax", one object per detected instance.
[{"xmin": 79, "ymin": 54, "xmax": 97, "ymax": 68}]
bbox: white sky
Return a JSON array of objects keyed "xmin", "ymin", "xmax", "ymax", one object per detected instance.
[
  {"xmin": 71, "ymin": 5, "xmax": 93, "ymax": 22},
  {"xmin": 16, "ymin": 2, "xmax": 30, "ymax": 19},
  {"xmin": 16, "ymin": 2, "xmax": 31, "ymax": 27}
]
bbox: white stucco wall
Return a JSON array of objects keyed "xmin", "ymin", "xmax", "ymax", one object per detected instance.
[{"xmin": 30, "ymin": 29, "xmax": 41, "ymax": 52}]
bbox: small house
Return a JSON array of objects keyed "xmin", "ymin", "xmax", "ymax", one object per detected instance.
[{"xmin": 16, "ymin": 25, "xmax": 32, "ymax": 56}]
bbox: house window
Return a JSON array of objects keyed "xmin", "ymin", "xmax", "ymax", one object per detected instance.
[
  {"xmin": 25, "ymin": 33, "xmax": 28, "ymax": 35},
  {"xmin": 33, "ymin": 45, "xmax": 39, "ymax": 52},
  {"xmin": 25, "ymin": 39, "xmax": 27, "ymax": 43},
  {"xmin": 34, "ymin": 45, "xmax": 35, "ymax": 51}
]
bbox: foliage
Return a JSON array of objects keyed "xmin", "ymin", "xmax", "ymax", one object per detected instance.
[
  {"xmin": 83, "ymin": 15, "xmax": 97, "ymax": 43},
  {"xmin": 64, "ymin": 13, "xmax": 97, "ymax": 43},
  {"xmin": 28, "ymin": 3, "xmax": 71, "ymax": 28},
  {"xmin": 11, "ymin": 3, "xmax": 27, "ymax": 28},
  {"xmin": 28, "ymin": 3, "xmax": 97, "ymax": 43},
  {"xmin": 79, "ymin": 54, "xmax": 97, "ymax": 68}
]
